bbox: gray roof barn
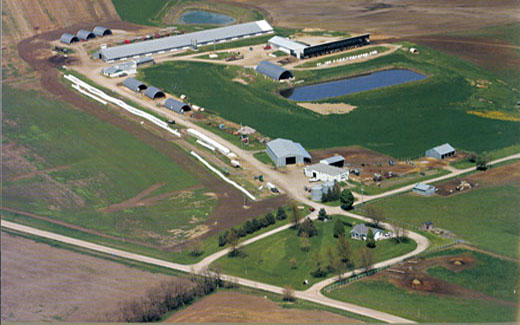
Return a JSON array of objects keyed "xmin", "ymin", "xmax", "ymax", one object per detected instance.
[
  {"xmin": 305, "ymin": 163, "xmax": 346, "ymax": 177},
  {"xmin": 77, "ymin": 30, "xmax": 96, "ymax": 40},
  {"xmin": 97, "ymin": 20, "xmax": 273, "ymax": 62},
  {"xmin": 320, "ymin": 155, "xmax": 345, "ymax": 167},
  {"xmin": 164, "ymin": 98, "xmax": 191, "ymax": 113},
  {"xmin": 60, "ymin": 33, "xmax": 79, "ymax": 44},
  {"xmin": 123, "ymin": 78, "xmax": 147, "ymax": 92},
  {"xmin": 145, "ymin": 86, "xmax": 165, "ymax": 99},
  {"xmin": 93, "ymin": 26, "xmax": 112, "ymax": 37},
  {"xmin": 256, "ymin": 61, "xmax": 294, "ymax": 80},
  {"xmin": 426, "ymin": 143, "xmax": 455, "ymax": 159},
  {"xmin": 266, "ymin": 138, "xmax": 311, "ymax": 167}
]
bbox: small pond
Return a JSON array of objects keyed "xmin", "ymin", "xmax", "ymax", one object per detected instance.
[
  {"xmin": 178, "ymin": 10, "xmax": 236, "ymax": 25},
  {"xmin": 280, "ymin": 69, "xmax": 427, "ymax": 101}
]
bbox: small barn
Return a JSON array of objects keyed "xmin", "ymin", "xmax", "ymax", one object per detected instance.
[
  {"xmin": 413, "ymin": 183, "xmax": 436, "ymax": 196},
  {"xmin": 426, "ymin": 143, "xmax": 455, "ymax": 159},
  {"xmin": 123, "ymin": 78, "xmax": 147, "ymax": 92},
  {"xmin": 256, "ymin": 61, "xmax": 294, "ymax": 81},
  {"xmin": 60, "ymin": 33, "xmax": 79, "ymax": 44},
  {"xmin": 319, "ymin": 155, "xmax": 345, "ymax": 167},
  {"xmin": 77, "ymin": 30, "xmax": 96, "ymax": 41},
  {"xmin": 93, "ymin": 26, "xmax": 112, "ymax": 37},
  {"xmin": 304, "ymin": 163, "xmax": 349, "ymax": 182},
  {"xmin": 266, "ymin": 138, "xmax": 311, "ymax": 167},
  {"xmin": 422, "ymin": 221, "xmax": 434, "ymax": 231},
  {"xmin": 145, "ymin": 86, "xmax": 166, "ymax": 99},
  {"xmin": 164, "ymin": 98, "xmax": 191, "ymax": 114}
]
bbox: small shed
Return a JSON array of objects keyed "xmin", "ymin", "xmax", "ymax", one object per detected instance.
[
  {"xmin": 60, "ymin": 33, "xmax": 79, "ymax": 44},
  {"xmin": 123, "ymin": 78, "xmax": 147, "ymax": 92},
  {"xmin": 93, "ymin": 26, "xmax": 112, "ymax": 37},
  {"xmin": 266, "ymin": 138, "xmax": 311, "ymax": 167},
  {"xmin": 164, "ymin": 98, "xmax": 191, "ymax": 114},
  {"xmin": 256, "ymin": 61, "xmax": 294, "ymax": 81},
  {"xmin": 238, "ymin": 126, "xmax": 256, "ymax": 136},
  {"xmin": 319, "ymin": 155, "xmax": 345, "ymax": 167},
  {"xmin": 426, "ymin": 143, "xmax": 455, "ymax": 159},
  {"xmin": 413, "ymin": 183, "xmax": 436, "ymax": 196},
  {"xmin": 304, "ymin": 163, "xmax": 349, "ymax": 182},
  {"xmin": 422, "ymin": 221, "xmax": 434, "ymax": 231},
  {"xmin": 77, "ymin": 30, "xmax": 96, "ymax": 41},
  {"xmin": 145, "ymin": 86, "xmax": 166, "ymax": 99}
]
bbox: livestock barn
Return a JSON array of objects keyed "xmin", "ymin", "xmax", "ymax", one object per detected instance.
[
  {"xmin": 123, "ymin": 78, "xmax": 147, "ymax": 92},
  {"xmin": 304, "ymin": 163, "xmax": 349, "ymax": 182},
  {"xmin": 266, "ymin": 138, "xmax": 311, "ymax": 167},
  {"xmin": 256, "ymin": 61, "xmax": 294, "ymax": 81},
  {"xmin": 145, "ymin": 87, "xmax": 166, "ymax": 100},
  {"xmin": 164, "ymin": 98, "xmax": 191, "ymax": 114}
]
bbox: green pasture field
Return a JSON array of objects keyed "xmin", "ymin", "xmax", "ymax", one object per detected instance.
[
  {"xmin": 359, "ymin": 183, "xmax": 520, "ymax": 258},
  {"xmin": 2, "ymin": 85, "xmax": 218, "ymax": 247},
  {"xmin": 112, "ymin": 0, "xmax": 170, "ymax": 26},
  {"xmin": 214, "ymin": 215, "xmax": 417, "ymax": 290},
  {"xmin": 296, "ymin": 46, "xmax": 390, "ymax": 68},
  {"xmin": 253, "ymin": 151, "xmax": 275, "ymax": 167},
  {"xmin": 139, "ymin": 42, "xmax": 520, "ymax": 158}
]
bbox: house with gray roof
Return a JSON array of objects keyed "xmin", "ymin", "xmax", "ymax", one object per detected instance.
[
  {"xmin": 304, "ymin": 163, "xmax": 349, "ymax": 182},
  {"xmin": 266, "ymin": 138, "xmax": 311, "ymax": 167},
  {"xmin": 350, "ymin": 224, "xmax": 385, "ymax": 241},
  {"xmin": 426, "ymin": 143, "xmax": 455, "ymax": 159},
  {"xmin": 256, "ymin": 61, "xmax": 294, "ymax": 81}
]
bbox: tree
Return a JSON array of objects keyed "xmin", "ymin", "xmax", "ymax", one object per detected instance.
[
  {"xmin": 311, "ymin": 249, "xmax": 326, "ymax": 278},
  {"xmin": 333, "ymin": 218, "xmax": 344, "ymax": 238},
  {"xmin": 300, "ymin": 233, "xmax": 310, "ymax": 252},
  {"xmin": 290, "ymin": 202, "xmax": 302, "ymax": 226},
  {"xmin": 218, "ymin": 231, "xmax": 228, "ymax": 247},
  {"xmin": 365, "ymin": 205, "xmax": 385, "ymax": 228},
  {"xmin": 190, "ymin": 241, "xmax": 203, "ymax": 256},
  {"xmin": 391, "ymin": 221, "xmax": 408, "ymax": 243},
  {"xmin": 237, "ymin": 226, "xmax": 247, "ymax": 237},
  {"xmin": 282, "ymin": 286, "xmax": 296, "ymax": 302},
  {"xmin": 359, "ymin": 246, "xmax": 374, "ymax": 273},
  {"xmin": 318, "ymin": 208, "xmax": 328, "ymax": 221},
  {"xmin": 227, "ymin": 229, "xmax": 240, "ymax": 257},
  {"xmin": 265, "ymin": 212, "xmax": 275, "ymax": 225},
  {"xmin": 252, "ymin": 218, "xmax": 261, "ymax": 231},
  {"xmin": 276, "ymin": 207, "xmax": 287, "ymax": 220},
  {"xmin": 326, "ymin": 246, "xmax": 336, "ymax": 272},
  {"xmin": 366, "ymin": 229, "xmax": 376, "ymax": 248},
  {"xmin": 298, "ymin": 218, "xmax": 318, "ymax": 237},
  {"xmin": 476, "ymin": 155, "xmax": 490, "ymax": 170},
  {"xmin": 243, "ymin": 220, "xmax": 254, "ymax": 234},
  {"xmin": 260, "ymin": 216, "xmax": 270, "ymax": 228},
  {"xmin": 340, "ymin": 189, "xmax": 354, "ymax": 209},
  {"xmin": 468, "ymin": 152, "xmax": 478, "ymax": 163},
  {"xmin": 289, "ymin": 257, "xmax": 297, "ymax": 269},
  {"xmin": 332, "ymin": 182, "xmax": 341, "ymax": 201},
  {"xmin": 336, "ymin": 234, "xmax": 353, "ymax": 265}
]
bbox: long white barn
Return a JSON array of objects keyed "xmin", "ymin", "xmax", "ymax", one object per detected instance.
[{"xmin": 95, "ymin": 20, "xmax": 273, "ymax": 62}]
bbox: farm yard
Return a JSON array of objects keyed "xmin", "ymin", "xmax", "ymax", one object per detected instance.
[
  {"xmin": 324, "ymin": 248, "xmax": 519, "ymax": 323},
  {"xmin": 214, "ymin": 215, "xmax": 417, "ymax": 290}
]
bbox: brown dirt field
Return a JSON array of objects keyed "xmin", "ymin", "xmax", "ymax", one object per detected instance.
[
  {"xmin": 166, "ymin": 291, "xmax": 360, "ymax": 323},
  {"xmin": 0, "ymin": 232, "xmax": 179, "ymax": 322},
  {"xmin": 297, "ymin": 102, "xmax": 357, "ymax": 115}
]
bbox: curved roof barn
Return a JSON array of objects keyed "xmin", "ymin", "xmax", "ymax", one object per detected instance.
[
  {"xmin": 60, "ymin": 33, "xmax": 79, "ymax": 44},
  {"xmin": 93, "ymin": 26, "xmax": 112, "ymax": 37},
  {"xmin": 77, "ymin": 30, "xmax": 96, "ymax": 40},
  {"xmin": 145, "ymin": 86, "xmax": 166, "ymax": 99},
  {"xmin": 164, "ymin": 98, "xmax": 191, "ymax": 114},
  {"xmin": 256, "ymin": 61, "xmax": 293, "ymax": 81},
  {"xmin": 123, "ymin": 78, "xmax": 147, "ymax": 92}
]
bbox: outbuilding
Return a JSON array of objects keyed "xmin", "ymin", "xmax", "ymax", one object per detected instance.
[
  {"xmin": 319, "ymin": 155, "xmax": 345, "ymax": 167},
  {"xmin": 413, "ymin": 183, "xmax": 436, "ymax": 196},
  {"xmin": 164, "ymin": 98, "xmax": 191, "ymax": 114},
  {"xmin": 426, "ymin": 143, "xmax": 455, "ymax": 159},
  {"xmin": 77, "ymin": 30, "xmax": 96, "ymax": 41},
  {"xmin": 60, "ymin": 33, "xmax": 79, "ymax": 44},
  {"xmin": 123, "ymin": 78, "xmax": 147, "ymax": 92},
  {"xmin": 266, "ymin": 138, "xmax": 311, "ymax": 167},
  {"xmin": 268, "ymin": 36, "xmax": 307, "ymax": 58},
  {"xmin": 256, "ymin": 61, "xmax": 294, "ymax": 81},
  {"xmin": 350, "ymin": 224, "xmax": 384, "ymax": 241},
  {"xmin": 304, "ymin": 163, "xmax": 349, "ymax": 182},
  {"xmin": 145, "ymin": 86, "xmax": 166, "ymax": 99},
  {"xmin": 93, "ymin": 26, "xmax": 112, "ymax": 37}
]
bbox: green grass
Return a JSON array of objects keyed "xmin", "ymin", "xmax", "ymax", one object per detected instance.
[
  {"xmin": 361, "ymin": 184, "xmax": 520, "ymax": 258},
  {"xmin": 140, "ymin": 42, "xmax": 520, "ymax": 158},
  {"xmin": 112, "ymin": 0, "xmax": 170, "ymax": 26},
  {"xmin": 296, "ymin": 46, "xmax": 390, "ymax": 68},
  {"xmin": 325, "ymin": 278, "xmax": 517, "ymax": 323},
  {"xmin": 215, "ymin": 215, "xmax": 416, "ymax": 290},
  {"xmin": 253, "ymin": 151, "xmax": 275, "ymax": 167},
  {"xmin": 272, "ymin": 50, "xmax": 288, "ymax": 57}
]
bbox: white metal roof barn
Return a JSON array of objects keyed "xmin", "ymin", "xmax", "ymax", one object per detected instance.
[
  {"xmin": 266, "ymin": 138, "xmax": 311, "ymax": 167},
  {"xmin": 256, "ymin": 61, "xmax": 294, "ymax": 81},
  {"xmin": 268, "ymin": 36, "xmax": 307, "ymax": 58},
  {"xmin": 425, "ymin": 143, "xmax": 455, "ymax": 159},
  {"xmin": 95, "ymin": 20, "xmax": 273, "ymax": 62}
]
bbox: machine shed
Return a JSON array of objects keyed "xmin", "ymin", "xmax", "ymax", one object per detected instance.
[
  {"xmin": 123, "ymin": 78, "xmax": 147, "ymax": 92},
  {"xmin": 60, "ymin": 33, "xmax": 79, "ymax": 44},
  {"xmin": 164, "ymin": 98, "xmax": 191, "ymax": 114},
  {"xmin": 320, "ymin": 155, "xmax": 345, "ymax": 167},
  {"xmin": 145, "ymin": 86, "xmax": 166, "ymax": 99},
  {"xmin": 77, "ymin": 30, "xmax": 96, "ymax": 40},
  {"xmin": 426, "ymin": 143, "xmax": 455, "ymax": 159},
  {"xmin": 256, "ymin": 61, "xmax": 294, "ymax": 81},
  {"xmin": 304, "ymin": 163, "xmax": 349, "ymax": 182},
  {"xmin": 266, "ymin": 138, "xmax": 311, "ymax": 167},
  {"xmin": 93, "ymin": 26, "xmax": 112, "ymax": 37}
]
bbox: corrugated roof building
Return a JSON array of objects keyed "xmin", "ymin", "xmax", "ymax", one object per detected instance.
[
  {"xmin": 268, "ymin": 36, "xmax": 308, "ymax": 58},
  {"xmin": 256, "ymin": 61, "xmax": 294, "ymax": 81},
  {"xmin": 164, "ymin": 98, "xmax": 191, "ymax": 114},
  {"xmin": 266, "ymin": 138, "xmax": 311, "ymax": 167},
  {"xmin": 93, "ymin": 26, "xmax": 112, "ymax": 37},
  {"xmin": 123, "ymin": 78, "xmax": 147, "ymax": 92},
  {"xmin": 319, "ymin": 155, "xmax": 345, "ymax": 167},
  {"xmin": 413, "ymin": 183, "xmax": 436, "ymax": 196},
  {"xmin": 60, "ymin": 33, "xmax": 79, "ymax": 44},
  {"xmin": 77, "ymin": 30, "xmax": 96, "ymax": 40},
  {"xmin": 425, "ymin": 143, "xmax": 455, "ymax": 159},
  {"xmin": 304, "ymin": 163, "xmax": 349, "ymax": 182},
  {"xmin": 145, "ymin": 86, "xmax": 165, "ymax": 99}
]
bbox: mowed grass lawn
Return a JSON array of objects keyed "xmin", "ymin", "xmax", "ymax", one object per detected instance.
[
  {"xmin": 2, "ymin": 86, "xmax": 216, "ymax": 246},
  {"xmin": 325, "ymin": 248, "xmax": 518, "ymax": 322},
  {"xmin": 215, "ymin": 215, "xmax": 416, "ymax": 290},
  {"xmin": 361, "ymin": 184, "xmax": 520, "ymax": 258},
  {"xmin": 139, "ymin": 43, "xmax": 520, "ymax": 158}
]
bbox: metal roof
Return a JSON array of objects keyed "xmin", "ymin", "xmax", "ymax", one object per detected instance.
[
  {"xmin": 77, "ymin": 30, "xmax": 96, "ymax": 40},
  {"xmin": 135, "ymin": 56, "xmax": 154, "ymax": 65},
  {"xmin": 351, "ymin": 224, "xmax": 383, "ymax": 236},
  {"xmin": 93, "ymin": 26, "xmax": 112, "ymax": 37},
  {"xmin": 266, "ymin": 138, "xmax": 311, "ymax": 159},
  {"xmin": 320, "ymin": 155, "xmax": 344, "ymax": 165},
  {"xmin": 164, "ymin": 98, "xmax": 190, "ymax": 113},
  {"xmin": 413, "ymin": 183, "xmax": 435, "ymax": 191},
  {"xmin": 60, "ymin": 33, "xmax": 79, "ymax": 44},
  {"xmin": 123, "ymin": 78, "xmax": 147, "ymax": 92},
  {"xmin": 98, "ymin": 20, "xmax": 273, "ymax": 61},
  {"xmin": 103, "ymin": 66, "xmax": 122, "ymax": 74},
  {"xmin": 256, "ymin": 61, "xmax": 293, "ymax": 80},
  {"xmin": 306, "ymin": 163, "xmax": 347, "ymax": 177},
  {"xmin": 431, "ymin": 143, "xmax": 455, "ymax": 155},
  {"xmin": 145, "ymin": 86, "xmax": 165, "ymax": 99},
  {"xmin": 268, "ymin": 36, "xmax": 307, "ymax": 51}
]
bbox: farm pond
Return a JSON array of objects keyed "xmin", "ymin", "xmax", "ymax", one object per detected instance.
[
  {"xmin": 178, "ymin": 10, "xmax": 236, "ymax": 25},
  {"xmin": 281, "ymin": 69, "xmax": 427, "ymax": 101}
]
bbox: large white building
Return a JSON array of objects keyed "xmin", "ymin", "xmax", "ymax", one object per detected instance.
[{"xmin": 304, "ymin": 163, "xmax": 349, "ymax": 182}]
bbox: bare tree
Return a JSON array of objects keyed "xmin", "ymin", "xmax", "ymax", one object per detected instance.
[
  {"xmin": 290, "ymin": 201, "xmax": 302, "ymax": 227},
  {"xmin": 282, "ymin": 285, "xmax": 296, "ymax": 302},
  {"xmin": 365, "ymin": 205, "xmax": 385, "ymax": 228},
  {"xmin": 391, "ymin": 221, "xmax": 408, "ymax": 243},
  {"xmin": 359, "ymin": 246, "xmax": 374, "ymax": 273}
]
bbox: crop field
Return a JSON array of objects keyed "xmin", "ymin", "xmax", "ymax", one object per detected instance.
[
  {"xmin": 214, "ymin": 215, "xmax": 416, "ymax": 290},
  {"xmin": 112, "ymin": 0, "xmax": 169, "ymax": 26},
  {"xmin": 358, "ymin": 162, "xmax": 520, "ymax": 258},
  {"xmin": 140, "ymin": 42, "xmax": 520, "ymax": 158},
  {"xmin": 324, "ymin": 248, "xmax": 518, "ymax": 323}
]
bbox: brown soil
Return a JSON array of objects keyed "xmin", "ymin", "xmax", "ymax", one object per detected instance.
[
  {"xmin": 0, "ymin": 232, "xmax": 177, "ymax": 322},
  {"xmin": 166, "ymin": 291, "xmax": 360, "ymax": 323},
  {"xmin": 297, "ymin": 102, "xmax": 357, "ymax": 115}
]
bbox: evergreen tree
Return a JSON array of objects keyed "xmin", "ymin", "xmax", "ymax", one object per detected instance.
[
  {"xmin": 276, "ymin": 207, "xmax": 287, "ymax": 220},
  {"xmin": 366, "ymin": 228, "xmax": 376, "ymax": 248},
  {"xmin": 333, "ymin": 219, "xmax": 345, "ymax": 238}
]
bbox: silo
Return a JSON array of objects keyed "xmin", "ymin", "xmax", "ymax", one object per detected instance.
[{"xmin": 311, "ymin": 185, "xmax": 323, "ymax": 201}]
